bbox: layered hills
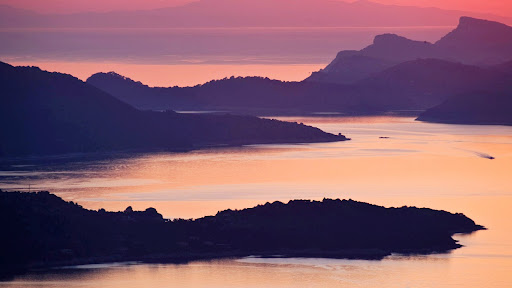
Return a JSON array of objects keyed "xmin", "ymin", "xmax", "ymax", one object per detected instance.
[
  {"xmin": 88, "ymin": 59, "xmax": 511, "ymax": 115},
  {"xmin": 85, "ymin": 17, "xmax": 512, "ymax": 123},
  {"xmin": 307, "ymin": 17, "xmax": 512, "ymax": 84},
  {"xmin": 0, "ymin": 62, "xmax": 347, "ymax": 157}
]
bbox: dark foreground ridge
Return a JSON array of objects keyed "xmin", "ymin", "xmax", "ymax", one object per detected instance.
[
  {"xmin": 0, "ymin": 191, "xmax": 484, "ymax": 278},
  {"xmin": 0, "ymin": 61, "xmax": 347, "ymax": 157}
]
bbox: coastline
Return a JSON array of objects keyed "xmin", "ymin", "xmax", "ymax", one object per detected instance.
[
  {"xmin": 415, "ymin": 117, "xmax": 512, "ymax": 127},
  {"xmin": 0, "ymin": 191, "xmax": 484, "ymax": 279}
]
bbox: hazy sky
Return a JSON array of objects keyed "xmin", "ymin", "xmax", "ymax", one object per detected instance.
[
  {"xmin": 1, "ymin": 0, "xmax": 511, "ymax": 16},
  {"xmin": 371, "ymin": 0, "xmax": 512, "ymax": 17},
  {"xmin": 0, "ymin": 0, "xmax": 193, "ymax": 13}
]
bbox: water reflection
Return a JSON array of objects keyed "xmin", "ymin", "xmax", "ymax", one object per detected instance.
[
  {"xmin": 0, "ymin": 116, "xmax": 511, "ymax": 287},
  {"xmin": 2, "ymin": 251, "xmax": 511, "ymax": 288},
  {"xmin": 0, "ymin": 116, "xmax": 511, "ymax": 219}
]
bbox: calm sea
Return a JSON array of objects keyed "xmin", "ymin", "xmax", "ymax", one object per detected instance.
[
  {"xmin": 1, "ymin": 116, "xmax": 511, "ymax": 287},
  {"xmin": 0, "ymin": 26, "xmax": 451, "ymax": 86}
]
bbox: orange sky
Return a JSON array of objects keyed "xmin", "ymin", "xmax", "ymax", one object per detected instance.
[{"xmin": 1, "ymin": 0, "xmax": 511, "ymax": 17}]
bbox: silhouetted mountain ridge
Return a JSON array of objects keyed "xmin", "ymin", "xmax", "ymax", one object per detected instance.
[
  {"xmin": 417, "ymin": 89, "xmax": 512, "ymax": 126},
  {"xmin": 307, "ymin": 17, "xmax": 512, "ymax": 84},
  {"xmin": 87, "ymin": 58, "xmax": 512, "ymax": 115},
  {"xmin": 363, "ymin": 34, "xmax": 436, "ymax": 61},
  {"xmin": 354, "ymin": 58, "xmax": 512, "ymax": 110},
  {"xmin": 0, "ymin": 61, "xmax": 347, "ymax": 156},
  {"xmin": 87, "ymin": 72, "xmax": 384, "ymax": 114},
  {"xmin": 435, "ymin": 17, "xmax": 512, "ymax": 65}
]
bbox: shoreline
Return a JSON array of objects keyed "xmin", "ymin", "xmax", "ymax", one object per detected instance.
[
  {"xmin": 0, "ymin": 134, "xmax": 349, "ymax": 161},
  {"xmin": 0, "ymin": 192, "xmax": 485, "ymax": 280},
  {"xmin": 4, "ymin": 244, "xmax": 477, "ymax": 280},
  {"xmin": 415, "ymin": 117, "xmax": 512, "ymax": 127}
]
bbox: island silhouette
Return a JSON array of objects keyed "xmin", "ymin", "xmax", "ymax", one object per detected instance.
[{"xmin": 0, "ymin": 191, "xmax": 484, "ymax": 278}]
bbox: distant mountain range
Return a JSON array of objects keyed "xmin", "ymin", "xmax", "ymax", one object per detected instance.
[
  {"xmin": 307, "ymin": 16, "xmax": 512, "ymax": 84},
  {"xmin": 86, "ymin": 17, "xmax": 512, "ymax": 121},
  {"xmin": 4, "ymin": 16, "xmax": 510, "ymax": 128},
  {"xmin": 1, "ymin": 0, "xmax": 511, "ymax": 28},
  {"xmin": 0, "ymin": 61, "xmax": 346, "ymax": 157},
  {"xmin": 88, "ymin": 59, "xmax": 511, "ymax": 115},
  {"xmin": 87, "ymin": 73, "xmax": 383, "ymax": 115}
]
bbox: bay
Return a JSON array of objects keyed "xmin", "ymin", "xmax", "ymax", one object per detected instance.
[{"xmin": 1, "ymin": 116, "xmax": 511, "ymax": 287}]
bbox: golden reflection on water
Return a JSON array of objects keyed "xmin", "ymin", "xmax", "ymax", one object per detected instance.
[
  {"xmin": 28, "ymin": 117, "xmax": 511, "ymax": 219},
  {"xmin": 1, "ymin": 116, "xmax": 512, "ymax": 287}
]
